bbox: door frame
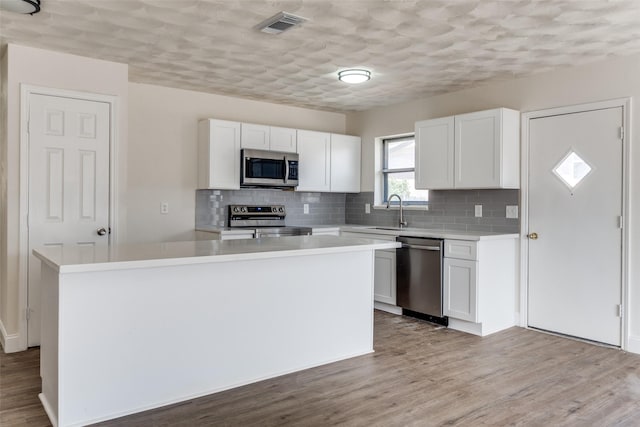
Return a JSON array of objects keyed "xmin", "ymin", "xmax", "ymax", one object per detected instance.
[
  {"xmin": 520, "ymin": 98, "xmax": 631, "ymax": 350},
  {"xmin": 17, "ymin": 84, "xmax": 121, "ymax": 350}
]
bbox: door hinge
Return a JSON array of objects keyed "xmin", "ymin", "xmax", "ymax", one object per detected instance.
[
  {"xmin": 617, "ymin": 304, "xmax": 624, "ymax": 318},
  {"xmin": 26, "ymin": 120, "xmax": 30, "ymax": 135},
  {"xmin": 618, "ymin": 215, "xmax": 623, "ymax": 229},
  {"xmin": 25, "ymin": 308, "xmax": 31, "ymax": 321},
  {"xmin": 620, "ymin": 126, "xmax": 624, "ymax": 140}
]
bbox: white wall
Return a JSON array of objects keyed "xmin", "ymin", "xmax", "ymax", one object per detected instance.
[
  {"xmin": 126, "ymin": 83, "xmax": 346, "ymax": 244},
  {"xmin": 0, "ymin": 44, "xmax": 128, "ymax": 348},
  {"xmin": 346, "ymin": 53, "xmax": 640, "ymax": 352}
]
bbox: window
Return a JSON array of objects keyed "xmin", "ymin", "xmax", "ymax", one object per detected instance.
[{"xmin": 382, "ymin": 136, "xmax": 429, "ymax": 204}]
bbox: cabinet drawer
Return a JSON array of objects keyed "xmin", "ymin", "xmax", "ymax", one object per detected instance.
[{"xmin": 444, "ymin": 239, "xmax": 477, "ymax": 260}]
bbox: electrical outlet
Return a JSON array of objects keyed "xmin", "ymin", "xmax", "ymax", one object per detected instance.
[
  {"xmin": 303, "ymin": 203, "xmax": 309, "ymax": 214},
  {"xmin": 506, "ymin": 205, "xmax": 519, "ymax": 219},
  {"xmin": 365, "ymin": 203, "xmax": 371, "ymax": 214},
  {"xmin": 160, "ymin": 202, "xmax": 169, "ymax": 214},
  {"xmin": 474, "ymin": 205, "xmax": 482, "ymax": 217}
]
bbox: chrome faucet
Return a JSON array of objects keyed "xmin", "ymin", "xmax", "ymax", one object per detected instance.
[{"xmin": 386, "ymin": 194, "xmax": 408, "ymax": 228}]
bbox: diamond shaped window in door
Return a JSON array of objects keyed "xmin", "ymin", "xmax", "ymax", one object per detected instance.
[{"xmin": 552, "ymin": 150, "xmax": 592, "ymax": 190}]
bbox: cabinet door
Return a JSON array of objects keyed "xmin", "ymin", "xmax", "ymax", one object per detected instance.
[
  {"xmin": 241, "ymin": 123, "xmax": 270, "ymax": 150},
  {"xmin": 415, "ymin": 116, "xmax": 455, "ymax": 189},
  {"xmin": 296, "ymin": 129, "xmax": 331, "ymax": 192},
  {"xmin": 454, "ymin": 109, "xmax": 502, "ymax": 188},
  {"xmin": 198, "ymin": 119, "xmax": 241, "ymax": 189},
  {"xmin": 374, "ymin": 250, "xmax": 396, "ymax": 305},
  {"xmin": 330, "ymin": 134, "xmax": 361, "ymax": 193},
  {"xmin": 443, "ymin": 258, "xmax": 478, "ymax": 322},
  {"xmin": 270, "ymin": 126, "xmax": 297, "ymax": 153}
]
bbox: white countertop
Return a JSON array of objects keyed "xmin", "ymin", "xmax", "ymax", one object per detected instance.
[
  {"xmin": 33, "ymin": 235, "xmax": 400, "ymax": 274},
  {"xmin": 340, "ymin": 226, "xmax": 519, "ymax": 241}
]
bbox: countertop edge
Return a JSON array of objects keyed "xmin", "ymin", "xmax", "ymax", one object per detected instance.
[{"xmin": 34, "ymin": 239, "xmax": 400, "ymax": 274}]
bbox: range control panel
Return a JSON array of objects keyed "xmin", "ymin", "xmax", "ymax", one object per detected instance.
[
  {"xmin": 228, "ymin": 205, "xmax": 286, "ymax": 227},
  {"xmin": 229, "ymin": 205, "xmax": 286, "ymax": 216}
]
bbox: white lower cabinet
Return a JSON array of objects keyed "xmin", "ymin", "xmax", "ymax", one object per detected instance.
[
  {"xmin": 341, "ymin": 231, "xmax": 398, "ymax": 308},
  {"xmin": 443, "ymin": 238, "xmax": 517, "ymax": 336},
  {"xmin": 374, "ymin": 250, "xmax": 396, "ymax": 305},
  {"xmin": 443, "ymin": 258, "xmax": 477, "ymax": 322}
]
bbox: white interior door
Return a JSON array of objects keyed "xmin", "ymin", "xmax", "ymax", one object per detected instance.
[
  {"xmin": 527, "ymin": 107, "xmax": 623, "ymax": 346},
  {"xmin": 28, "ymin": 94, "xmax": 111, "ymax": 346}
]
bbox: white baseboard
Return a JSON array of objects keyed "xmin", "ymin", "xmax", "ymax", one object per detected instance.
[
  {"xmin": 0, "ymin": 318, "xmax": 22, "ymax": 353},
  {"xmin": 627, "ymin": 335, "xmax": 640, "ymax": 355},
  {"xmin": 374, "ymin": 301, "xmax": 402, "ymax": 315}
]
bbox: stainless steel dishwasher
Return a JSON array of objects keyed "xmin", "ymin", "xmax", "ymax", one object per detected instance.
[{"xmin": 396, "ymin": 236, "xmax": 447, "ymax": 325}]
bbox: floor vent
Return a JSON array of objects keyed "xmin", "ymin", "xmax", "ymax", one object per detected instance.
[{"xmin": 257, "ymin": 11, "xmax": 308, "ymax": 34}]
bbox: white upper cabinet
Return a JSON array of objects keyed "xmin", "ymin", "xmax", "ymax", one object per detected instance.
[
  {"xmin": 240, "ymin": 123, "xmax": 270, "ymax": 150},
  {"xmin": 297, "ymin": 129, "xmax": 331, "ymax": 192},
  {"xmin": 415, "ymin": 108, "xmax": 520, "ymax": 189},
  {"xmin": 415, "ymin": 116, "xmax": 455, "ymax": 189},
  {"xmin": 330, "ymin": 133, "xmax": 361, "ymax": 193},
  {"xmin": 270, "ymin": 126, "xmax": 297, "ymax": 153},
  {"xmin": 199, "ymin": 119, "xmax": 358, "ymax": 192},
  {"xmin": 454, "ymin": 108, "xmax": 520, "ymax": 189},
  {"xmin": 297, "ymin": 131, "xmax": 361, "ymax": 193},
  {"xmin": 241, "ymin": 123, "xmax": 297, "ymax": 153},
  {"xmin": 198, "ymin": 119, "xmax": 241, "ymax": 190}
]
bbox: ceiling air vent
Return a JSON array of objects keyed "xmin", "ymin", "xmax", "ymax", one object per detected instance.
[{"xmin": 257, "ymin": 11, "xmax": 308, "ymax": 34}]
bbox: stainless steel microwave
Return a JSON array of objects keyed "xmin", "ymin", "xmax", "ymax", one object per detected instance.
[{"xmin": 241, "ymin": 149, "xmax": 299, "ymax": 188}]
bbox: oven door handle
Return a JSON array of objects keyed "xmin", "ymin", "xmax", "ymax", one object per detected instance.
[{"xmin": 401, "ymin": 244, "xmax": 441, "ymax": 251}]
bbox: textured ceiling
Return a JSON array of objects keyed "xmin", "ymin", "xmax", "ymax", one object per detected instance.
[{"xmin": 2, "ymin": 0, "xmax": 640, "ymax": 112}]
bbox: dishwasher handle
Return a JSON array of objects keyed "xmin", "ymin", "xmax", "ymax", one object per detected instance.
[{"xmin": 401, "ymin": 243, "xmax": 441, "ymax": 251}]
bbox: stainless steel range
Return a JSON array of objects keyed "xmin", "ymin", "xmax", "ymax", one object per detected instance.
[{"xmin": 228, "ymin": 204, "xmax": 312, "ymax": 238}]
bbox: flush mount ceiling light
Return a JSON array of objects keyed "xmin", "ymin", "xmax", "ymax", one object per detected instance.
[
  {"xmin": 0, "ymin": 0, "xmax": 40, "ymax": 14},
  {"xmin": 338, "ymin": 69, "xmax": 371, "ymax": 84}
]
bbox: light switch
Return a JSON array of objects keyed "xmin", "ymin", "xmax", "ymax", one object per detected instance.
[
  {"xmin": 506, "ymin": 205, "xmax": 519, "ymax": 219},
  {"xmin": 365, "ymin": 203, "xmax": 371, "ymax": 214},
  {"xmin": 474, "ymin": 205, "xmax": 482, "ymax": 217},
  {"xmin": 161, "ymin": 202, "xmax": 169, "ymax": 214},
  {"xmin": 303, "ymin": 203, "xmax": 309, "ymax": 214}
]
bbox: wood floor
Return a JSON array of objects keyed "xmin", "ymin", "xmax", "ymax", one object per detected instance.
[{"xmin": 2, "ymin": 311, "xmax": 640, "ymax": 426}]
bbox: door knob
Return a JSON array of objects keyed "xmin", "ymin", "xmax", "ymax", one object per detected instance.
[
  {"xmin": 97, "ymin": 227, "xmax": 107, "ymax": 236},
  {"xmin": 527, "ymin": 232, "xmax": 538, "ymax": 240}
]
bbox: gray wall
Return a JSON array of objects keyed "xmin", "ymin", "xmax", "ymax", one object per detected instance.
[
  {"xmin": 196, "ymin": 188, "xmax": 519, "ymax": 233},
  {"xmin": 346, "ymin": 190, "xmax": 520, "ymax": 233}
]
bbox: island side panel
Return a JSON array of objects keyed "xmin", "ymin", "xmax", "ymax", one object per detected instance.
[
  {"xmin": 39, "ymin": 262, "xmax": 60, "ymax": 425},
  {"xmin": 55, "ymin": 250, "xmax": 375, "ymax": 426}
]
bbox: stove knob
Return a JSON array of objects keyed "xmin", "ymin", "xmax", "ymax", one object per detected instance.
[
  {"xmin": 278, "ymin": 207, "xmax": 284, "ymax": 213},
  {"xmin": 241, "ymin": 207, "xmax": 247, "ymax": 213},
  {"xmin": 233, "ymin": 207, "xmax": 239, "ymax": 213}
]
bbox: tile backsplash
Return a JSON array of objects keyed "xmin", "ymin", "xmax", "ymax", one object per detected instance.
[
  {"xmin": 196, "ymin": 188, "xmax": 520, "ymax": 233},
  {"xmin": 346, "ymin": 190, "xmax": 520, "ymax": 233},
  {"xmin": 195, "ymin": 189, "xmax": 347, "ymax": 227}
]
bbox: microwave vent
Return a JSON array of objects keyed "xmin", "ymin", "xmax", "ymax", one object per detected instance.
[{"xmin": 257, "ymin": 11, "xmax": 308, "ymax": 34}]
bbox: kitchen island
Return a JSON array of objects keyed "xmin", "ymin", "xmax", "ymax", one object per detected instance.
[{"xmin": 34, "ymin": 235, "xmax": 399, "ymax": 427}]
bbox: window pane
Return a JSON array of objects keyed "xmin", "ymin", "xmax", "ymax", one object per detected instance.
[
  {"xmin": 386, "ymin": 139, "xmax": 415, "ymax": 169},
  {"xmin": 386, "ymin": 171, "xmax": 429, "ymax": 203}
]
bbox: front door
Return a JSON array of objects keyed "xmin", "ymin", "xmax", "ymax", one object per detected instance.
[
  {"xmin": 28, "ymin": 93, "xmax": 111, "ymax": 346},
  {"xmin": 527, "ymin": 106, "xmax": 623, "ymax": 346}
]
